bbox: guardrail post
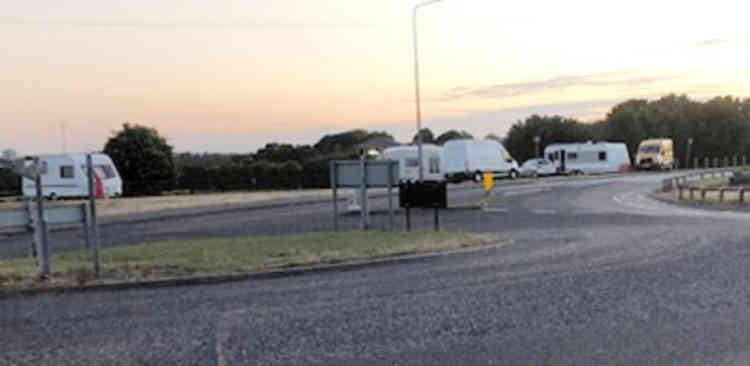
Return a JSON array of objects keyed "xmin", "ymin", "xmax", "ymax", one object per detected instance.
[
  {"xmin": 689, "ymin": 188, "xmax": 695, "ymax": 200},
  {"xmin": 734, "ymin": 156, "xmax": 738, "ymax": 167},
  {"xmin": 744, "ymin": 155, "xmax": 747, "ymax": 167},
  {"xmin": 694, "ymin": 157, "xmax": 699, "ymax": 170},
  {"xmin": 678, "ymin": 186, "xmax": 684, "ymax": 200},
  {"xmin": 719, "ymin": 188, "xmax": 725, "ymax": 203},
  {"xmin": 741, "ymin": 188, "xmax": 746, "ymax": 204},
  {"xmin": 724, "ymin": 156, "xmax": 729, "ymax": 167},
  {"xmin": 701, "ymin": 188, "xmax": 707, "ymax": 201},
  {"xmin": 704, "ymin": 157, "xmax": 709, "ymax": 168},
  {"xmin": 714, "ymin": 157, "xmax": 719, "ymax": 168}
]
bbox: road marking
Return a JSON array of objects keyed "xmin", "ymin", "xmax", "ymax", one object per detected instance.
[
  {"xmin": 531, "ymin": 209, "xmax": 556, "ymax": 215},
  {"xmin": 483, "ymin": 207, "xmax": 509, "ymax": 213},
  {"xmin": 504, "ymin": 188, "xmax": 549, "ymax": 197}
]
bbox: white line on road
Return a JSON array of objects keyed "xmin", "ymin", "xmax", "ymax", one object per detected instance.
[
  {"xmin": 504, "ymin": 188, "xmax": 549, "ymax": 197},
  {"xmin": 531, "ymin": 209, "xmax": 557, "ymax": 215},
  {"xmin": 483, "ymin": 207, "xmax": 509, "ymax": 213}
]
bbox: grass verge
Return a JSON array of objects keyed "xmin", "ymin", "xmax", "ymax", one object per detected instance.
[{"xmin": 0, "ymin": 231, "xmax": 500, "ymax": 290}]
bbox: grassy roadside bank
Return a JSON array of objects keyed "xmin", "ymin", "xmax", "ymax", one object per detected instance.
[{"xmin": 0, "ymin": 231, "xmax": 500, "ymax": 291}]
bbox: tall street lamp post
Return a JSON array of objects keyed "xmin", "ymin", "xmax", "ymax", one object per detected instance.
[{"xmin": 413, "ymin": 0, "xmax": 443, "ymax": 182}]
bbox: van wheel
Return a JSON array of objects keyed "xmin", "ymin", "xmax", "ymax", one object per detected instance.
[
  {"xmin": 473, "ymin": 172, "xmax": 483, "ymax": 183},
  {"xmin": 509, "ymin": 170, "xmax": 519, "ymax": 180},
  {"xmin": 48, "ymin": 193, "xmax": 58, "ymax": 201}
]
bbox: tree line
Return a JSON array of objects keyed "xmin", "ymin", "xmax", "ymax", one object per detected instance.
[
  {"xmin": 505, "ymin": 94, "xmax": 750, "ymax": 165},
  {"xmin": 1, "ymin": 94, "xmax": 749, "ymax": 196}
]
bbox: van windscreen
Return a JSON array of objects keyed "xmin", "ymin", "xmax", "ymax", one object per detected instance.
[{"xmin": 639, "ymin": 145, "xmax": 660, "ymax": 154}]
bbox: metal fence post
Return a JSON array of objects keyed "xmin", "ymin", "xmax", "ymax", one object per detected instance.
[
  {"xmin": 734, "ymin": 156, "xmax": 738, "ymax": 167},
  {"xmin": 705, "ymin": 157, "xmax": 709, "ymax": 168},
  {"xmin": 724, "ymin": 156, "xmax": 729, "ymax": 167},
  {"xmin": 87, "ymin": 154, "xmax": 101, "ymax": 278},
  {"xmin": 714, "ymin": 157, "xmax": 719, "ymax": 168},
  {"xmin": 744, "ymin": 155, "xmax": 747, "ymax": 167},
  {"xmin": 693, "ymin": 157, "xmax": 698, "ymax": 170}
]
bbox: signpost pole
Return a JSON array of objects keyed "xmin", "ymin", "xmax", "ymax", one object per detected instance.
[
  {"xmin": 86, "ymin": 154, "xmax": 101, "ymax": 278},
  {"xmin": 387, "ymin": 162, "xmax": 394, "ymax": 231},
  {"xmin": 33, "ymin": 163, "xmax": 50, "ymax": 278},
  {"xmin": 360, "ymin": 156, "xmax": 368, "ymax": 231},
  {"xmin": 329, "ymin": 162, "xmax": 339, "ymax": 231}
]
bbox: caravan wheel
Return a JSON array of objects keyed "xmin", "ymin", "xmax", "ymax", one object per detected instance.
[
  {"xmin": 473, "ymin": 172, "xmax": 483, "ymax": 183},
  {"xmin": 48, "ymin": 193, "xmax": 58, "ymax": 201}
]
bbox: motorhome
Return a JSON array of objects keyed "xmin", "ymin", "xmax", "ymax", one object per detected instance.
[
  {"xmin": 635, "ymin": 138, "xmax": 674, "ymax": 170},
  {"xmin": 443, "ymin": 139, "xmax": 519, "ymax": 182},
  {"xmin": 22, "ymin": 153, "xmax": 123, "ymax": 199},
  {"xmin": 379, "ymin": 144, "xmax": 445, "ymax": 182},
  {"xmin": 544, "ymin": 142, "xmax": 631, "ymax": 175}
]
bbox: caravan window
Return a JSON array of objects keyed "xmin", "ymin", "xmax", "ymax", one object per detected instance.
[
  {"xmin": 548, "ymin": 153, "xmax": 555, "ymax": 162},
  {"xmin": 60, "ymin": 166, "xmax": 74, "ymax": 179},
  {"xmin": 428, "ymin": 157, "xmax": 441, "ymax": 174},
  {"xmin": 567, "ymin": 152, "xmax": 578, "ymax": 160},
  {"xmin": 599, "ymin": 151, "xmax": 607, "ymax": 161},
  {"xmin": 96, "ymin": 165, "xmax": 116, "ymax": 179},
  {"xmin": 405, "ymin": 158, "xmax": 419, "ymax": 168}
]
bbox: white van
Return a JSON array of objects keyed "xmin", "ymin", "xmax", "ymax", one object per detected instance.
[
  {"xmin": 443, "ymin": 139, "xmax": 519, "ymax": 182},
  {"xmin": 544, "ymin": 142, "xmax": 631, "ymax": 175},
  {"xmin": 635, "ymin": 138, "xmax": 674, "ymax": 170},
  {"xmin": 22, "ymin": 153, "xmax": 123, "ymax": 199},
  {"xmin": 379, "ymin": 144, "xmax": 445, "ymax": 182}
]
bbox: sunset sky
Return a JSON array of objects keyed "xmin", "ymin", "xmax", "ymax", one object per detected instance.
[{"xmin": 2, "ymin": 0, "xmax": 750, "ymax": 155}]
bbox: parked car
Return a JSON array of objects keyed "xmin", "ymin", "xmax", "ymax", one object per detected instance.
[
  {"xmin": 22, "ymin": 153, "xmax": 123, "ymax": 199},
  {"xmin": 544, "ymin": 141, "xmax": 631, "ymax": 175},
  {"xmin": 443, "ymin": 139, "xmax": 519, "ymax": 183},
  {"xmin": 519, "ymin": 158, "xmax": 557, "ymax": 177}
]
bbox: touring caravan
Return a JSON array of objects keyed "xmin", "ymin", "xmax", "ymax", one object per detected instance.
[
  {"xmin": 635, "ymin": 138, "xmax": 674, "ymax": 170},
  {"xmin": 443, "ymin": 139, "xmax": 519, "ymax": 182},
  {"xmin": 379, "ymin": 144, "xmax": 445, "ymax": 182},
  {"xmin": 22, "ymin": 153, "xmax": 123, "ymax": 199},
  {"xmin": 544, "ymin": 142, "xmax": 631, "ymax": 175}
]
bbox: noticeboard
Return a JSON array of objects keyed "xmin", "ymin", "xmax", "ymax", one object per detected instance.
[{"xmin": 330, "ymin": 160, "xmax": 399, "ymax": 188}]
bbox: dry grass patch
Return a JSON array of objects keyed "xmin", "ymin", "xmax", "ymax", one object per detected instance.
[{"xmin": 0, "ymin": 231, "xmax": 500, "ymax": 290}]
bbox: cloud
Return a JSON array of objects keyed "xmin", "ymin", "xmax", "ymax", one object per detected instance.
[
  {"xmin": 0, "ymin": 17, "xmax": 370, "ymax": 29},
  {"xmin": 696, "ymin": 39, "xmax": 721, "ymax": 47},
  {"xmin": 439, "ymin": 72, "xmax": 679, "ymax": 101}
]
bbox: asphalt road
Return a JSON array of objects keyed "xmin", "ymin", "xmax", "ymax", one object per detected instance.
[{"xmin": 6, "ymin": 173, "xmax": 750, "ymax": 364}]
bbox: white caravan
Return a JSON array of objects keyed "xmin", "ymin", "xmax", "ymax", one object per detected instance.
[
  {"xmin": 22, "ymin": 153, "xmax": 123, "ymax": 199},
  {"xmin": 544, "ymin": 142, "xmax": 631, "ymax": 175},
  {"xmin": 443, "ymin": 139, "xmax": 519, "ymax": 182},
  {"xmin": 379, "ymin": 144, "xmax": 445, "ymax": 182}
]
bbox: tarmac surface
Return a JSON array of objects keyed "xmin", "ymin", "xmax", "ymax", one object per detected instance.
[{"xmin": 6, "ymin": 173, "xmax": 750, "ymax": 365}]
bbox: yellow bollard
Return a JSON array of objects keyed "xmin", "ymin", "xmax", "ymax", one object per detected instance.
[{"xmin": 481, "ymin": 172, "xmax": 494, "ymax": 209}]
